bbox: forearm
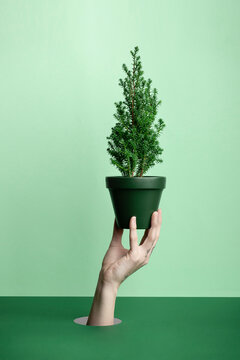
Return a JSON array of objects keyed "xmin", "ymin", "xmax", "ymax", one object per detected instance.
[{"xmin": 87, "ymin": 273, "xmax": 119, "ymax": 326}]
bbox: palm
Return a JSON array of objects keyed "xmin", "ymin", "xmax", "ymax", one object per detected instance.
[
  {"xmin": 101, "ymin": 229, "xmax": 130, "ymax": 285},
  {"xmin": 101, "ymin": 211, "xmax": 161, "ymax": 286},
  {"xmin": 103, "ymin": 242, "xmax": 128, "ymax": 266}
]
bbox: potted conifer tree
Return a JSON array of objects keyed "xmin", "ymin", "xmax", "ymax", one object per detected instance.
[{"xmin": 106, "ymin": 46, "xmax": 166, "ymax": 229}]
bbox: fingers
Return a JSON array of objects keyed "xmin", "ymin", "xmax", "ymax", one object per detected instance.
[
  {"xmin": 129, "ymin": 216, "xmax": 138, "ymax": 250},
  {"xmin": 110, "ymin": 219, "xmax": 123, "ymax": 245},
  {"xmin": 141, "ymin": 209, "xmax": 162, "ymax": 253}
]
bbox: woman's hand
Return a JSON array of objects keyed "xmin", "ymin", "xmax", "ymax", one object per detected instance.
[
  {"xmin": 101, "ymin": 209, "xmax": 162, "ymax": 288},
  {"xmin": 87, "ymin": 209, "xmax": 162, "ymax": 326}
]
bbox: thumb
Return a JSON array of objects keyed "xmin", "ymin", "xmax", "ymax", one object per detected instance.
[{"xmin": 129, "ymin": 216, "xmax": 138, "ymax": 250}]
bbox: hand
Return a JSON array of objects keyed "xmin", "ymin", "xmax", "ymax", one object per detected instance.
[
  {"xmin": 87, "ymin": 210, "xmax": 162, "ymax": 326},
  {"xmin": 100, "ymin": 209, "xmax": 162, "ymax": 288}
]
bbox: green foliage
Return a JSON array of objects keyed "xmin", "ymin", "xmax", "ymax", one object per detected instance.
[{"xmin": 107, "ymin": 46, "xmax": 165, "ymax": 177}]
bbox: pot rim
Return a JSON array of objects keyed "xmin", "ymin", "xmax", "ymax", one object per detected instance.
[{"xmin": 106, "ymin": 176, "xmax": 166, "ymax": 190}]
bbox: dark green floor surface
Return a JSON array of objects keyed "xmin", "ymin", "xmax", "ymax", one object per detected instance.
[{"xmin": 0, "ymin": 297, "xmax": 239, "ymax": 360}]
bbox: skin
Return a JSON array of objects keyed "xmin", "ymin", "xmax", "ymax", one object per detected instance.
[{"xmin": 87, "ymin": 209, "xmax": 162, "ymax": 326}]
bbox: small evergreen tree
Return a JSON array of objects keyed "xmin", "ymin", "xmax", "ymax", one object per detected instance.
[{"xmin": 107, "ymin": 46, "xmax": 165, "ymax": 177}]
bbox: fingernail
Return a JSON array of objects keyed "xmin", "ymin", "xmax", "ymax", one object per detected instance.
[{"xmin": 132, "ymin": 216, "xmax": 136, "ymax": 226}]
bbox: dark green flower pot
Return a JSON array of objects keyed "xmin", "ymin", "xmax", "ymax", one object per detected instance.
[{"xmin": 106, "ymin": 176, "xmax": 166, "ymax": 229}]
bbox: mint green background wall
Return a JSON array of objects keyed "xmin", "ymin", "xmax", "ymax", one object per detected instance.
[{"xmin": 0, "ymin": 0, "xmax": 239, "ymax": 296}]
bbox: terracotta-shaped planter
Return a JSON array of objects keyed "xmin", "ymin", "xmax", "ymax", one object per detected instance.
[{"xmin": 106, "ymin": 176, "xmax": 166, "ymax": 229}]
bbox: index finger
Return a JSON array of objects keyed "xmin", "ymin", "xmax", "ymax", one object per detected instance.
[{"xmin": 141, "ymin": 209, "xmax": 162, "ymax": 252}]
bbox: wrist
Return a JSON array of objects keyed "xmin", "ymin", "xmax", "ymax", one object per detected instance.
[{"xmin": 97, "ymin": 271, "xmax": 119, "ymax": 297}]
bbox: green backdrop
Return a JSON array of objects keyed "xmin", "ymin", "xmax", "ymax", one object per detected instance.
[{"xmin": 0, "ymin": 0, "xmax": 239, "ymax": 296}]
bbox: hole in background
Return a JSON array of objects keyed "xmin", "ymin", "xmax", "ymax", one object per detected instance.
[{"xmin": 73, "ymin": 317, "xmax": 122, "ymax": 326}]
